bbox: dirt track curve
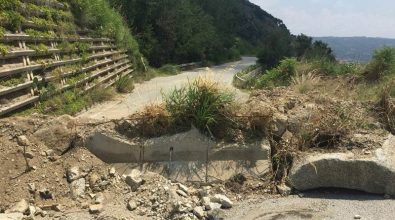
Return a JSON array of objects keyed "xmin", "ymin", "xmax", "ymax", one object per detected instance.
[{"xmin": 78, "ymin": 57, "xmax": 256, "ymax": 120}]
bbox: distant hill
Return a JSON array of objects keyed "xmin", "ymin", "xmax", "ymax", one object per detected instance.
[{"xmin": 314, "ymin": 37, "xmax": 395, "ymax": 63}]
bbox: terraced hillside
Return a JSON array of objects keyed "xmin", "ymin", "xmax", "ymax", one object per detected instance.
[{"xmin": 0, "ymin": 0, "xmax": 135, "ymax": 116}]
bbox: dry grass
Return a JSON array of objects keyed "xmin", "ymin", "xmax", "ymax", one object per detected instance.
[
  {"xmin": 378, "ymin": 82, "xmax": 395, "ymax": 134},
  {"xmin": 291, "ymin": 70, "xmax": 320, "ymax": 94}
]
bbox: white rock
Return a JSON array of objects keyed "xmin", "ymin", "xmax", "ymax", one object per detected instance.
[
  {"xmin": 94, "ymin": 193, "xmax": 105, "ymax": 204},
  {"xmin": 24, "ymin": 151, "xmax": 34, "ymax": 159},
  {"xmin": 5, "ymin": 199, "xmax": 29, "ymax": 214},
  {"xmin": 202, "ymin": 197, "xmax": 211, "ymax": 210},
  {"xmin": 109, "ymin": 167, "xmax": 116, "ymax": 177},
  {"xmin": 276, "ymin": 184, "xmax": 292, "ymax": 196},
  {"xmin": 207, "ymin": 202, "xmax": 222, "ymax": 211},
  {"xmin": 124, "ymin": 169, "xmax": 143, "ymax": 191},
  {"xmin": 354, "ymin": 215, "xmax": 362, "ymax": 219},
  {"xmin": 193, "ymin": 206, "xmax": 205, "ymax": 219},
  {"xmin": 70, "ymin": 178, "xmax": 86, "ymax": 197},
  {"xmin": 178, "ymin": 183, "xmax": 190, "ymax": 195},
  {"xmin": 89, "ymin": 204, "xmax": 103, "ymax": 214},
  {"xmin": 28, "ymin": 206, "xmax": 36, "ymax": 216},
  {"xmin": 210, "ymin": 194, "xmax": 233, "ymax": 209},
  {"xmin": 67, "ymin": 166, "xmax": 81, "ymax": 182},
  {"xmin": 17, "ymin": 135, "xmax": 29, "ymax": 146},
  {"xmin": 177, "ymin": 189, "xmax": 188, "ymax": 197},
  {"xmin": 127, "ymin": 201, "xmax": 137, "ymax": 211},
  {"xmin": 0, "ymin": 213, "xmax": 24, "ymax": 220}
]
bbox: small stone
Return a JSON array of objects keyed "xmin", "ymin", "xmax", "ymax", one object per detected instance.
[
  {"xmin": 276, "ymin": 184, "xmax": 292, "ymax": 196},
  {"xmin": 202, "ymin": 197, "xmax": 211, "ymax": 210},
  {"xmin": 27, "ymin": 183, "xmax": 36, "ymax": 193},
  {"xmin": 207, "ymin": 208, "xmax": 226, "ymax": 220},
  {"xmin": 17, "ymin": 135, "xmax": 30, "ymax": 146},
  {"xmin": 123, "ymin": 169, "xmax": 143, "ymax": 191},
  {"xmin": 67, "ymin": 166, "xmax": 81, "ymax": 182},
  {"xmin": 45, "ymin": 149, "xmax": 55, "ymax": 157},
  {"xmin": 70, "ymin": 178, "xmax": 86, "ymax": 197},
  {"xmin": 178, "ymin": 183, "xmax": 190, "ymax": 195},
  {"xmin": 207, "ymin": 203, "xmax": 222, "ymax": 210},
  {"xmin": 28, "ymin": 206, "xmax": 36, "ymax": 216},
  {"xmin": 210, "ymin": 194, "xmax": 233, "ymax": 209},
  {"xmin": 52, "ymin": 204, "xmax": 63, "ymax": 212},
  {"xmin": 109, "ymin": 167, "xmax": 116, "ymax": 177},
  {"xmin": 0, "ymin": 213, "xmax": 24, "ymax": 219},
  {"xmin": 127, "ymin": 201, "xmax": 137, "ymax": 211},
  {"xmin": 177, "ymin": 190, "xmax": 188, "ymax": 197},
  {"xmin": 193, "ymin": 206, "xmax": 205, "ymax": 219},
  {"xmin": 94, "ymin": 193, "xmax": 105, "ymax": 204},
  {"xmin": 354, "ymin": 215, "xmax": 362, "ymax": 219},
  {"xmin": 5, "ymin": 199, "xmax": 29, "ymax": 214},
  {"xmin": 89, "ymin": 204, "xmax": 103, "ymax": 214},
  {"xmin": 24, "ymin": 151, "xmax": 34, "ymax": 159}
]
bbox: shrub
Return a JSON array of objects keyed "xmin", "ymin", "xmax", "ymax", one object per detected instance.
[
  {"xmin": 291, "ymin": 70, "xmax": 320, "ymax": 94},
  {"xmin": 0, "ymin": 43, "xmax": 9, "ymax": 56},
  {"xmin": 378, "ymin": 81, "xmax": 395, "ymax": 134},
  {"xmin": 115, "ymin": 76, "xmax": 134, "ymax": 93},
  {"xmin": 256, "ymin": 58, "xmax": 297, "ymax": 88},
  {"xmin": 67, "ymin": 0, "xmax": 143, "ymax": 70},
  {"xmin": 164, "ymin": 77, "xmax": 235, "ymax": 134},
  {"xmin": 364, "ymin": 47, "xmax": 395, "ymax": 81},
  {"xmin": 158, "ymin": 64, "xmax": 181, "ymax": 75}
]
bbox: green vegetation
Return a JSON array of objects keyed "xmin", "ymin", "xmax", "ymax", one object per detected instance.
[
  {"xmin": 0, "ymin": 75, "xmax": 25, "ymax": 87},
  {"xmin": 32, "ymin": 87, "xmax": 116, "ymax": 115},
  {"xmin": 24, "ymin": 29, "xmax": 57, "ymax": 38},
  {"xmin": 158, "ymin": 65, "xmax": 181, "ymax": 76},
  {"xmin": 110, "ymin": 0, "xmax": 292, "ymax": 67},
  {"xmin": 28, "ymin": 43, "xmax": 49, "ymax": 54},
  {"xmin": 364, "ymin": 47, "xmax": 395, "ymax": 81},
  {"xmin": 115, "ymin": 75, "xmax": 134, "ymax": 93},
  {"xmin": 256, "ymin": 58, "xmax": 297, "ymax": 89},
  {"xmin": 164, "ymin": 77, "xmax": 235, "ymax": 134},
  {"xmin": 0, "ymin": 43, "xmax": 9, "ymax": 56},
  {"xmin": 0, "ymin": 27, "xmax": 5, "ymax": 37},
  {"xmin": 66, "ymin": 0, "xmax": 143, "ymax": 70}
]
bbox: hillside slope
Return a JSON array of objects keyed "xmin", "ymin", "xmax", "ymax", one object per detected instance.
[
  {"xmin": 315, "ymin": 37, "xmax": 395, "ymax": 63},
  {"xmin": 0, "ymin": 0, "xmax": 140, "ymax": 116},
  {"xmin": 110, "ymin": 0, "xmax": 292, "ymax": 66}
]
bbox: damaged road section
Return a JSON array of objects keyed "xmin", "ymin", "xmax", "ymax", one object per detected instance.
[{"xmin": 290, "ymin": 134, "xmax": 395, "ymax": 195}]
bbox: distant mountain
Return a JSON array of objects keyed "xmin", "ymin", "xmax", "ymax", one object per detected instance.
[{"xmin": 314, "ymin": 37, "xmax": 395, "ymax": 63}]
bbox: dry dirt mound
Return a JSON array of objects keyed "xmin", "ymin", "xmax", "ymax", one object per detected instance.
[{"xmin": 0, "ymin": 115, "xmax": 274, "ymax": 220}]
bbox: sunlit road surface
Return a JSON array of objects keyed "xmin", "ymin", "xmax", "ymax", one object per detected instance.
[{"xmin": 78, "ymin": 57, "xmax": 256, "ymax": 120}]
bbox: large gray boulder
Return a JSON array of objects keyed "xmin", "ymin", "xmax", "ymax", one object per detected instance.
[{"xmin": 289, "ymin": 134, "xmax": 395, "ymax": 195}]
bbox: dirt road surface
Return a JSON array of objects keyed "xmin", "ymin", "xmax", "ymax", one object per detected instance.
[
  {"xmin": 78, "ymin": 57, "xmax": 256, "ymax": 120},
  {"xmin": 226, "ymin": 189, "xmax": 395, "ymax": 220}
]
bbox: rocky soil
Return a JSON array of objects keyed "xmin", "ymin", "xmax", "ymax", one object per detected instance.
[{"xmin": 0, "ymin": 115, "xmax": 276, "ymax": 220}]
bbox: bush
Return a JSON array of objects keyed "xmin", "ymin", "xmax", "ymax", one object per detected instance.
[
  {"xmin": 378, "ymin": 81, "xmax": 395, "ymax": 134},
  {"xmin": 256, "ymin": 58, "xmax": 297, "ymax": 88},
  {"xmin": 158, "ymin": 64, "xmax": 181, "ymax": 75},
  {"xmin": 115, "ymin": 76, "xmax": 134, "ymax": 93},
  {"xmin": 164, "ymin": 77, "xmax": 235, "ymax": 134},
  {"xmin": 34, "ymin": 87, "xmax": 115, "ymax": 115},
  {"xmin": 364, "ymin": 47, "xmax": 395, "ymax": 81},
  {"xmin": 309, "ymin": 58, "xmax": 360, "ymax": 76},
  {"xmin": 67, "ymin": 0, "xmax": 144, "ymax": 70}
]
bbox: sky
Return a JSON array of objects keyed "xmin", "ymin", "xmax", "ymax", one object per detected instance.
[{"xmin": 249, "ymin": 0, "xmax": 395, "ymax": 38}]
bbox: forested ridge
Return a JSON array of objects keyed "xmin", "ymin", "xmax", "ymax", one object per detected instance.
[{"xmin": 110, "ymin": 0, "xmax": 297, "ymax": 67}]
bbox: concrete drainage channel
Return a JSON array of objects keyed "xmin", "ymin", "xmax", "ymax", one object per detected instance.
[
  {"xmin": 85, "ymin": 128, "xmax": 395, "ymax": 195},
  {"xmin": 86, "ymin": 127, "xmax": 271, "ymax": 182}
]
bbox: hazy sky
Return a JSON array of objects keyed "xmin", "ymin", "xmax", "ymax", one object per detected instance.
[{"xmin": 249, "ymin": 0, "xmax": 395, "ymax": 38}]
